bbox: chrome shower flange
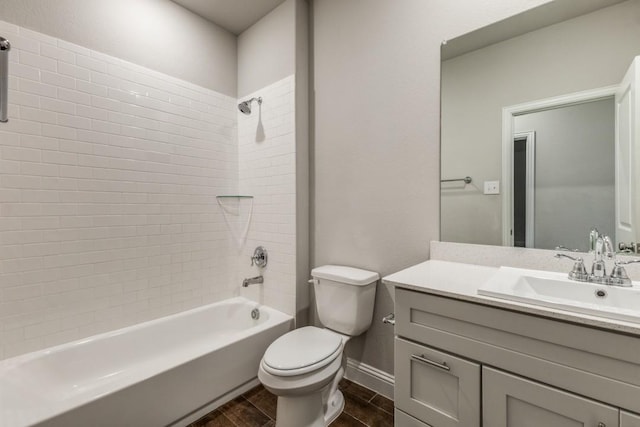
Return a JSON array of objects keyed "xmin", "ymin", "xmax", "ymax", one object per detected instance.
[{"xmin": 251, "ymin": 246, "xmax": 268, "ymax": 268}]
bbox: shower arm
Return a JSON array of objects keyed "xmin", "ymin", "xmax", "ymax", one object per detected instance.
[{"xmin": 0, "ymin": 36, "xmax": 10, "ymax": 123}]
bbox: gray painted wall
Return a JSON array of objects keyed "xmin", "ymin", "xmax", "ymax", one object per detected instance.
[
  {"xmin": 311, "ymin": 0, "xmax": 553, "ymax": 375},
  {"xmin": 294, "ymin": 0, "xmax": 311, "ymax": 326},
  {"xmin": 2, "ymin": 0, "xmax": 610, "ymax": 383},
  {"xmin": 515, "ymin": 99, "xmax": 615, "ymax": 251},
  {"xmin": 0, "ymin": 0, "xmax": 237, "ymax": 95},
  {"xmin": 237, "ymin": 0, "xmax": 296, "ymax": 98},
  {"xmin": 441, "ymin": 0, "xmax": 640, "ymax": 246}
]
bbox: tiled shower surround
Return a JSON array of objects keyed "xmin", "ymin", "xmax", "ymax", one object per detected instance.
[
  {"xmin": 0, "ymin": 21, "xmax": 297, "ymax": 359},
  {"xmin": 237, "ymin": 76, "xmax": 296, "ymax": 317}
]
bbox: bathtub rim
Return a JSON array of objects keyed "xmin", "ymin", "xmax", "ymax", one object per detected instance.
[{"xmin": 0, "ymin": 296, "xmax": 289, "ymax": 367}]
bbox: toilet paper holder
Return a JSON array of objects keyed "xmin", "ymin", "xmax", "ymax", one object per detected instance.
[{"xmin": 382, "ymin": 313, "xmax": 395, "ymax": 325}]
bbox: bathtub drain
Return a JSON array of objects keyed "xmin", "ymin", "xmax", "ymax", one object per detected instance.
[{"xmin": 251, "ymin": 308, "xmax": 260, "ymax": 320}]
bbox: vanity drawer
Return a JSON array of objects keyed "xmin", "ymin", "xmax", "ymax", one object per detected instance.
[{"xmin": 395, "ymin": 337, "xmax": 480, "ymax": 427}]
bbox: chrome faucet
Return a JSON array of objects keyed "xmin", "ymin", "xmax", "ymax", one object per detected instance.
[
  {"xmin": 242, "ymin": 275, "xmax": 263, "ymax": 287},
  {"xmin": 556, "ymin": 231, "xmax": 637, "ymax": 287},
  {"xmin": 591, "ymin": 235, "xmax": 614, "ymax": 279}
]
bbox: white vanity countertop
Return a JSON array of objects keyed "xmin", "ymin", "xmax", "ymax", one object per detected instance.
[{"xmin": 382, "ymin": 259, "xmax": 640, "ymax": 336}]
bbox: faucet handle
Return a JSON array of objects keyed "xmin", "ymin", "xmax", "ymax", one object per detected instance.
[
  {"xmin": 610, "ymin": 264, "xmax": 631, "ymax": 286},
  {"xmin": 614, "ymin": 258, "xmax": 640, "ymax": 266},
  {"xmin": 618, "ymin": 241, "xmax": 638, "ymax": 253},
  {"xmin": 555, "ymin": 245, "xmax": 580, "ymax": 252},
  {"xmin": 555, "ymin": 253, "xmax": 588, "ymax": 281},
  {"xmin": 606, "ymin": 258, "xmax": 640, "ymax": 287},
  {"xmin": 554, "ymin": 253, "xmax": 582, "ymax": 262}
]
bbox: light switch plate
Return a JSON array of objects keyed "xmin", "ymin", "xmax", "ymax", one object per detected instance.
[{"xmin": 484, "ymin": 181, "xmax": 500, "ymax": 195}]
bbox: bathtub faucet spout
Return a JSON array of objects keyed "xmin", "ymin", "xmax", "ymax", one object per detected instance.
[{"xmin": 242, "ymin": 275, "xmax": 264, "ymax": 287}]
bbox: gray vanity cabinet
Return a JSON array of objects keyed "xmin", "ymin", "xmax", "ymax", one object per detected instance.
[
  {"xmin": 483, "ymin": 367, "xmax": 618, "ymax": 427},
  {"xmin": 395, "ymin": 338, "xmax": 480, "ymax": 427},
  {"xmin": 393, "ymin": 287, "xmax": 640, "ymax": 427}
]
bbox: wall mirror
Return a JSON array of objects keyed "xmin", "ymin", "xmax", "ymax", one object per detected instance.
[{"xmin": 440, "ymin": 0, "xmax": 640, "ymax": 253}]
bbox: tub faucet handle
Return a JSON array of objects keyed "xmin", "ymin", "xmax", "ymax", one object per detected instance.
[{"xmin": 250, "ymin": 246, "xmax": 268, "ymax": 268}]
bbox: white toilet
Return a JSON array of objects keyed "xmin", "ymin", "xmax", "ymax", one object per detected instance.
[{"xmin": 258, "ymin": 265, "xmax": 379, "ymax": 427}]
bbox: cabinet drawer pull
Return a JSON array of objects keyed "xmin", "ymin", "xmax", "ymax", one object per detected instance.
[
  {"xmin": 598, "ymin": 423, "xmax": 606, "ymax": 427},
  {"xmin": 411, "ymin": 354, "xmax": 450, "ymax": 371}
]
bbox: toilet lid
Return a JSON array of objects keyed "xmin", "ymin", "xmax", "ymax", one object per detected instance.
[{"xmin": 263, "ymin": 327, "xmax": 343, "ymax": 375}]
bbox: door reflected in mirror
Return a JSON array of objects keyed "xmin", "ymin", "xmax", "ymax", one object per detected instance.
[
  {"xmin": 508, "ymin": 94, "xmax": 615, "ymax": 251},
  {"xmin": 440, "ymin": 0, "xmax": 640, "ymax": 252}
]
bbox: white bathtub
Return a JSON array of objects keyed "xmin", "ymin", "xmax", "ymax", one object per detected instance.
[{"xmin": 0, "ymin": 297, "xmax": 293, "ymax": 427}]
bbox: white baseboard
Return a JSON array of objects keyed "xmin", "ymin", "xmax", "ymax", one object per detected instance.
[{"xmin": 344, "ymin": 357, "xmax": 394, "ymax": 400}]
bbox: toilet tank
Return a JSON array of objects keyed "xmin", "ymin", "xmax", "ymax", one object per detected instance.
[{"xmin": 311, "ymin": 265, "xmax": 379, "ymax": 336}]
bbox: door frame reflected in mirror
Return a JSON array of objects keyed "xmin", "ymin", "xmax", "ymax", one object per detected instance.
[{"xmin": 501, "ymin": 85, "xmax": 618, "ymax": 247}]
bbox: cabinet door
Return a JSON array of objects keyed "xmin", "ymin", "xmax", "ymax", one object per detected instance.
[
  {"xmin": 395, "ymin": 409, "xmax": 432, "ymax": 427},
  {"xmin": 395, "ymin": 338, "xmax": 480, "ymax": 427},
  {"xmin": 622, "ymin": 410, "xmax": 640, "ymax": 427},
  {"xmin": 483, "ymin": 367, "xmax": 619, "ymax": 427}
]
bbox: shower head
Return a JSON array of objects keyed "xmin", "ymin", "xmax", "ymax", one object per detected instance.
[
  {"xmin": 238, "ymin": 97, "xmax": 262, "ymax": 115},
  {"xmin": 238, "ymin": 102, "xmax": 251, "ymax": 115}
]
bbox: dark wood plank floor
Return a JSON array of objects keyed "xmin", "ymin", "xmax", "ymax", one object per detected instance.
[{"xmin": 189, "ymin": 379, "xmax": 394, "ymax": 427}]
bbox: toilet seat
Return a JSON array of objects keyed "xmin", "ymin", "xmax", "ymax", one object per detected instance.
[{"xmin": 262, "ymin": 327, "xmax": 343, "ymax": 377}]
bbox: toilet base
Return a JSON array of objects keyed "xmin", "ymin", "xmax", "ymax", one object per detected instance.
[
  {"xmin": 324, "ymin": 389, "xmax": 344, "ymax": 425},
  {"xmin": 273, "ymin": 388, "xmax": 345, "ymax": 427},
  {"xmin": 275, "ymin": 392, "xmax": 325, "ymax": 427}
]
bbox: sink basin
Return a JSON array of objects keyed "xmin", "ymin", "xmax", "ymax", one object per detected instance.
[{"xmin": 478, "ymin": 267, "xmax": 640, "ymax": 323}]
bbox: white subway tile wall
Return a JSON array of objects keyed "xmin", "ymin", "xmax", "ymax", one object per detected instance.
[
  {"xmin": 237, "ymin": 76, "xmax": 297, "ymax": 316},
  {"xmin": 0, "ymin": 21, "xmax": 287, "ymax": 359}
]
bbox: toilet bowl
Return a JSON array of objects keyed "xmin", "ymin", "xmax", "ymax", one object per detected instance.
[
  {"xmin": 258, "ymin": 265, "xmax": 379, "ymax": 427},
  {"xmin": 258, "ymin": 327, "xmax": 348, "ymax": 426}
]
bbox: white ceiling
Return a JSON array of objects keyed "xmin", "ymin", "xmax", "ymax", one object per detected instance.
[{"xmin": 172, "ymin": 0, "xmax": 288, "ymax": 35}]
